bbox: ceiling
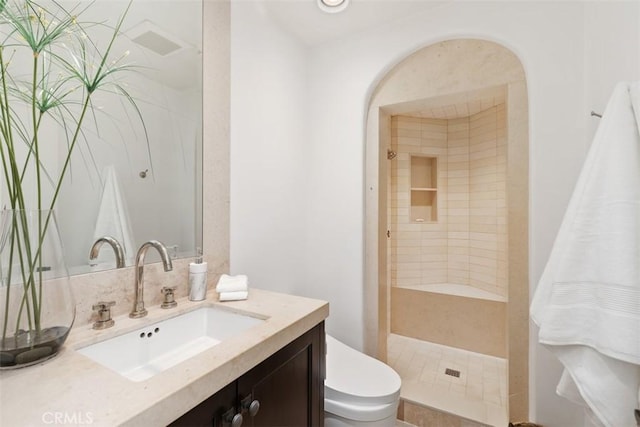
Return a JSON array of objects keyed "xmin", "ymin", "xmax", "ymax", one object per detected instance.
[
  {"xmin": 261, "ymin": 0, "xmax": 450, "ymax": 47},
  {"xmin": 260, "ymin": 1, "xmax": 505, "ymax": 117},
  {"xmin": 383, "ymin": 85, "xmax": 507, "ymax": 120},
  {"xmin": 409, "ymin": 93, "xmax": 506, "ymax": 119}
]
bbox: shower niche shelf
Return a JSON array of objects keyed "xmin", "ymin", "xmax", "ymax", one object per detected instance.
[{"xmin": 410, "ymin": 155, "xmax": 437, "ymax": 222}]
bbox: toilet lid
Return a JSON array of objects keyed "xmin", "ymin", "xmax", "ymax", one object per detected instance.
[{"xmin": 325, "ymin": 335, "xmax": 401, "ymax": 406}]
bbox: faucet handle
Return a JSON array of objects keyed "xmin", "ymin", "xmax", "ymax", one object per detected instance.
[
  {"xmin": 92, "ymin": 301, "xmax": 116, "ymax": 330},
  {"xmin": 161, "ymin": 286, "xmax": 178, "ymax": 309}
]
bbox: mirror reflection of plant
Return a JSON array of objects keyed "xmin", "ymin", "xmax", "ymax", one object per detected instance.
[
  {"xmin": 0, "ymin": 0, "xmax": 146, "ymax": 341},
  {"xmin": 1, "ymin": 0, "xmax": 148, "ymax": 211}
]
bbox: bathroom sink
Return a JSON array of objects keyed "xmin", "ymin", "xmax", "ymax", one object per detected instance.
[{"xmin": 77, "ymin": 306, "xmax": 264, "ymax": 381}]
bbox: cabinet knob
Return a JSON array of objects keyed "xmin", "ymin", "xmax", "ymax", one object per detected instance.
[
  {"xmin": 241, "ymin": 395, "xmax": 260, "ymax": 417},
  {"xmin": 222, "ymin": 408, "xmax": 243, "ymax": 427},
  {"xmin": 230, "ymin": 413, "xmax": 243, "ymax": 427},
  {"xmin": 248, "ymin": 400, "xmax": 260, "ymax": 417}
]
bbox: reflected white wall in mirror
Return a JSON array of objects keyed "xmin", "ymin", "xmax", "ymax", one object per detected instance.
[{"xmin": 1, "ymin": 0, "xmax": 203, "ymax": 274}]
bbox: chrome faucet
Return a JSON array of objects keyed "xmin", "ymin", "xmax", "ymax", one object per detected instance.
[
  {"xmin": 130, "ymin": 240, "xmax": 173, "ymax": 318},
  {"xmin": 89, "ymin": 236, "xmax": 126, "ymax": 268}
]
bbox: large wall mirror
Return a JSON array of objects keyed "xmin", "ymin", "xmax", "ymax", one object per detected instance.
[{"xmin": 1, "ymin": 0, "xmax": 203, "ymax": 274}]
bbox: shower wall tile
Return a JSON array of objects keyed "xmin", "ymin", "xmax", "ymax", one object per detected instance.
[
  {"xmin": 397, "ymin": 128, "xmax": 422, "ymax": 138},
  {"xmin": 390, "ymin": 109, "xmax": 507, "ymax": 297},
  {"xmin": 391, "ymin": 116, "xmax": 448, "ymax": 286},
  {"xmin": 468, "ymin": 105, "xmax": 507, "ymax": 297},
  {"xmin": 446, "ymin": 118, "xmax": 470, "ymax": 285}
]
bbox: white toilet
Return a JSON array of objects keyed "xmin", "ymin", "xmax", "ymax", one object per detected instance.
[{"xmin": 324, "ymin": 334, "xmax": 402, "ymax": 427}]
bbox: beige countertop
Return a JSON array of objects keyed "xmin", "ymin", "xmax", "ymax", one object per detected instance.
[{"xmin": 0, "ymin": 288, "xmax": 329, "ymax": 426}]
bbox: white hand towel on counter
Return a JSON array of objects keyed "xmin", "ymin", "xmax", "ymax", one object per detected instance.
[
  {"xmin": 216, "ymin": 274, "xmax": 248, "ymax": 293},
  {"xmin": 218, "ymin": 291, "xmax": 248, "ymax": 302},
  {"xmin": 531, "ymin": 82, "xmax": 640, "ymax": 427}
]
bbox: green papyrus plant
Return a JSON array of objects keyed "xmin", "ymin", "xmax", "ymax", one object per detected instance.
[{"xmin": 0, "ymin": 0, "xmax": 146, "ymax": 345}]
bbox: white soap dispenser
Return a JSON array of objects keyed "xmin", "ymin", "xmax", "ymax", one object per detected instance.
[{"xmin": 188, "ymin": 248, "xmax": 208, "ymax": 301}]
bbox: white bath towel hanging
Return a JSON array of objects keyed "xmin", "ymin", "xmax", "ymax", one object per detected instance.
[
  {"xmin": 92, "ymin": 165, "xmax": 136, "ymax": 266},
  {"xmin": 530, "ymin": 81, "xmax": 640, "ymax": 427}
]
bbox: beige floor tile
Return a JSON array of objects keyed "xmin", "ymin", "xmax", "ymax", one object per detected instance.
[{"xmin": 388, "ymin": 333, "xmax": 508, "ymax": 426}]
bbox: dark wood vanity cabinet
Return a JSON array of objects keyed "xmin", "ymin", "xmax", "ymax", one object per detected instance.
[
  {"xmin": 169, "ymin": 322, "xmax": 325, "ymax": 427},
  {"xmin": 170, "ymin": 381, "xmax": 237, "ymax": 427}
]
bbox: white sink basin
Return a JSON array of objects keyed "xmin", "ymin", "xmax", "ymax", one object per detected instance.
[{"xmin": 77, "ymin": 307, "xmax": 264, "ymax": 382}]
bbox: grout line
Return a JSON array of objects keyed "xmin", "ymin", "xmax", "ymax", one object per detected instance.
[{"xmin": 388, "ymin": 333, "xmax": 507, "ymax": 425}]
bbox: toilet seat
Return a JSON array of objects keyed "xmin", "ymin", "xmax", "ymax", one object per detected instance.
[
  {"xmin": 324, "ymin": 335, "xmax": 401, "ymax": 421},
  {"xmin": 325, "ymin": 398, "xmax": 398, "ymax": 423}
]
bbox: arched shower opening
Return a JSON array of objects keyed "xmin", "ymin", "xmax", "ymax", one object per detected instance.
[{"xmin": 364, "ymin": 39, "xmax": 529, "ymax": 425}]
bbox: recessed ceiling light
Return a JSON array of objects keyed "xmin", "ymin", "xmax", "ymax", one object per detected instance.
[{"xmin": 317, "ymin": 0, "xmax": 350, "ymax": 14}]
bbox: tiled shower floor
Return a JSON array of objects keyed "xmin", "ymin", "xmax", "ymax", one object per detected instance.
[{"xmin": 387, "ymin": 333, "xmax": 508, "ymax": 427}]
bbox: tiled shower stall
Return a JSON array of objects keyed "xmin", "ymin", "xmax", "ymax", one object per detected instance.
[
  {"xmin": 389, "ymin": 105, "xmax": 507, "ymax": 296},
  {"xmin": 387, "ymin": 102, "xmax": 509, "ymax": 425}
]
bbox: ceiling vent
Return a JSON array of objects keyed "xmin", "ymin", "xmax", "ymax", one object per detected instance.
[{"xmin": 128, "ymin": 20, "xmax": 186, "ymax": 57}]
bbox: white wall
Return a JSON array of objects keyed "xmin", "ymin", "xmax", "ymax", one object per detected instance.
[
  {"xmin": 230, "ymin": 1, "xmax": 640, "ymax": 425},
  {"xmin": 230, "ymin": 2, "xmax": 309, "ymax": 296},
  {"xmin": 584, "ymin": 1, "xmax": 640, "ymax": 141}
]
